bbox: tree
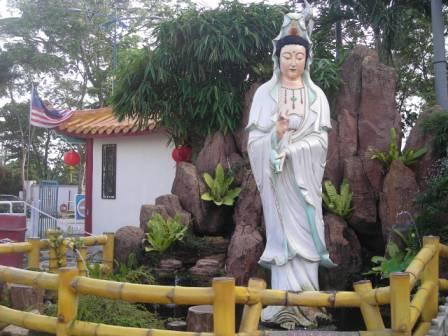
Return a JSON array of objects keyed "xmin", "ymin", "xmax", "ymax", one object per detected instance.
[
  {"xmin": 0, "ymin": 0, "xmax": 179, "ymax": 187},
  {"xmin": 111, "ymin": 2, "xmax": 289, "ymax": 145}
]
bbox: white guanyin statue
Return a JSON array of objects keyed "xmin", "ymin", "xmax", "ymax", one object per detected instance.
[{"xmin": 246, "ymin": 4, "xmax": 336, "ymax": 330}]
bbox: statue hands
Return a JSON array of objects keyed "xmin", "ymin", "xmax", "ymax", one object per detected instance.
[{"xmin": 276, "ymin": 111, "xmax": 289, "ymax": 140}]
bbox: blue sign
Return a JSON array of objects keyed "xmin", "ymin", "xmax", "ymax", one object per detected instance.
[{"xmin": 75, "ymin": 194, "xmax": 85, "ymax": 220}]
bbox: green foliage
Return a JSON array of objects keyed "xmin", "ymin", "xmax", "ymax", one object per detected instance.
[
  {"xmin": 369, "ymin": 128, "xmax": 426, "ymax": 170},
  {"xmin": 322, "ymin": 179, "xmax": 353, "ymax": 219},
  {"xmin": 144, "ymin": 213, "xmax": 188, "ymax": 253},
  {"xmin": 88, "ymin": 253, "xmax": 155, "ymax": 284},
  {"xmin": 201, "ymin": 164, "xmax": 241, "ymax": 206},
  {"xmin": 111, "ymin": 2, "xmax": 287, "ymax": 145},
  {"xmin": 421, "ymin": 110, "xmax": 448, "ymax": 157},
  {"xmin": 416, "ymin": 158, "xmax": 448, "ymax": 242},
  {"xmin": 45, "ymin": 295, "xmax": 163, "ymax": 328},
  {"xmin": 311, "ymin": 51, "xmax": 346, "ymax": 104},
  {"xmin": 365, "ymin": 227, "xmax": 421, "ymax": 279}
]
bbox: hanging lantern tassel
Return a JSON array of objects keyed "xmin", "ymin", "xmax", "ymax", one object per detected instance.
[{"xmin": 68, "ymin": 166, "xmax": 75, "ymax": 183}]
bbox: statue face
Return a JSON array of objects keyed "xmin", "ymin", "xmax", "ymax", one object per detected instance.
[{"xmin": 279, "ymin": 44, "xmax": 306, "ymax": 82}]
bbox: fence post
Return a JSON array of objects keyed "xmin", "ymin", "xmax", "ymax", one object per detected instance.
[
  {"xmin": 421, "ymin": 235, "xmax": 440, "ymax": 323},
  {"xmin": 213, "ymin": 277, "xmax": 235, "ymax": 336},
  {"xmin": 47, "ymin": 230, "xmax": 66, "ymax": 272},
  {"xmin": 353, "ymin": 280, "xmax": 385, "ymax": 331},
  {"xmin": 76, "ymin": 246, "xmax": 88, "ymax": 276},
  {"xmin": 102, "ymin": 232, "xmax": 114, "ymax": 273},
  {"xmin": 390, "ymin": 272, "xmax": 411, "ymax": 336},
  {"xmin": 239, "ymin": 278, "xmax": 266, "ymax": 332},
  {"xmin": 56, "ymin": 267, "xmax": 79, "ymax": 336},
  {"xmin": 27, "ymin": 237, "xmax": 41, "ymax": 270}
]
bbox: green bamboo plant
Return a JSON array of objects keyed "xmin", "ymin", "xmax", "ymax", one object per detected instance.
[
  {"xmin": 143, "ymin": 213, "xmax": 187, "ymax": 253},
  {"xmin": 369, "ymin": 128, "xmax": 426, "ymax": 170},
  {"xmin": 322, "ymin": 179, "xmax": 353, "ymax": 219},
  {"xmin": 201, "ymin": 164, "xmax": 241, "ymax": 206}
]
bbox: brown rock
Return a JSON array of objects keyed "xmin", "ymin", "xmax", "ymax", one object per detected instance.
[
  {"xmin": 379, "ymin": 160, "xmax": 419, "ymax": 238},
  {"xmin": 186, "ymin": 305, "xmax": 213, "ymax": 332},
  {"xmin": 335, "ymin": 46, "xmax": 377, "ymax": 160},
  {"xmin": 234, "ymin": 82, "xmax": 261, "ymax": 155},
  {"xmin": 358, "ymin": 55, "xmax": 399, "ymax": 193},
  {"xmin": 232, "ymin": 170, "xmax": 262, "ymax": 230},
  {"xmin": 189, "ymin": 259, "xmax": 223, "ymax": 285},
  {"xmin": 195, "ymin": 131, "xmax": 238, "ymax": 175},
  {"xmin": 155, "ymin": 194, "xmax": 192, "ymax": 226},
  {"xmin": 344, "ymin": 157, "xmax": 377, "ymax": 233},
  {"xmin": 155, "ymin": 259, "xmax": 183, "ymax": 278},
  {"xmin": 324, "ymin": 119, "xmax": 343, "ymax": 186},
  {"xmin": 405, "ymin": 106, "xmax": 443, "ymax": 187},
  {"xmin": 335, "ymin": 46, "xmax": 399, "ymax": 195},
  {"xmin": 139, "ymin": 204, "xmax": 169, "ymax": 233},
  {"xmin": 226, "ymin": 227, "xmax": 264, "ymax": 286},
  {"xmin": 114, "ymin": 226, "xmax": 145, "ymax": 266},
  {"xmin": 7, "ymin": 284, "xmax": 44, "ymax": 312},
  {"xmin": 226, "ymin": 170, "xmax": 264, "ymax": 285},
  {"xmin": 171, "ymin": 162, "xmax": 208, "ymax": 234},
  {"xmin": 320, "ymin": 214, "xmax": 362, "ymax": 291},
  {"xmin": 159, "ymin": 258, "xmax": 183, "ymax": 271}
]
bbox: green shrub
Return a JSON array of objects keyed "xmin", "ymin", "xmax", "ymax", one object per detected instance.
[
  {"xmin": 421, "ymin": 110, "xmax": 448, "ymax": 156},
  {"xmin": 322, "ymin": 179, "xmax": 353, "ymax": 219},
  {"xmin": 369, "ymin": 128, "xmax": 426, "ymax": 170},
  {"xmin": 45, "ymin": 295, "xmax": 163, "ymax": 328},
  {"xmin": 201, "ymin": 164, "xmax": 241, "ymax": 206},
  {"xmin": 144, "ymin": 213, "xmax": 188, "ymax": 253},
  {"xmin": 415, "ymin": 158, "xmax": 448, "ymax": 242},
  {"xmin": 88, "ymin": 254, "xmax": 155, "ymax": 285}
]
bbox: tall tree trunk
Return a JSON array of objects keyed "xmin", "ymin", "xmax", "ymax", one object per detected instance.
[{"xmin": 431, "ymin": 0, "xmax": 448, "ymax": 109}]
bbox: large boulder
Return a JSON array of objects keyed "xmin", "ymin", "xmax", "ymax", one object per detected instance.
[
  {"xmin": 234, "ymin": 82, "xmax": 261, "ymax": 155},
  {"xmin": 195, "ymin": 131, "xmax": 239, "ymax": 175},
  {"xmin": 155, "ymin": 194, "xmax": 192, "ymax": 226},
  {"xmin": 320, "ymin": 214, "xmax": 363, "ymax": 291},
  {"xmin": 336, "ymin": 46, "xmax": 378, "ymax": 160},
  {"xmin": 379, "ymin": 160, "xmax": 419, "ymax": 238},
  {"xmin": 358, "ymin": 54, "xmax": 399, "ymax": 194},
  {"xmin": 226, "ymin": 170, "xmax": 264, "ymax": 285},
  {"xmin": 324, "ymin": 119, "xmax": 343, "ymax": 186},
  {"xmin": 344, "ymin": 157, "xmax": 377, "ymax": 233},
  {"xmin": 114, "ymin": 226, "xmax": 145, "ymax": 265},
  {"xmin": 171, "ymin": 162, "xmax": 208, "ymax": 234},
  {"xmin": 405, "ymin": 106, "xmax": 443, "ymax": 187},
  {"xmin": 335, "ymin": 46, "xmax": 399, "ymax": 195},
  {"xmin": 139, "ymin": 204, "xmax": 169, "ymax": 233}
]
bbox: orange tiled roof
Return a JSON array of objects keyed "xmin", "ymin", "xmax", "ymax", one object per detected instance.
[{"xmin": 57, "ymin": 107, "xmax": 156, "ymax": 137}]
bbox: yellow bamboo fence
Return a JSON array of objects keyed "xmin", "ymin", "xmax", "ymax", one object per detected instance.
[{"xmin": 0, "ymin": 234, "xmax": 446, "ymax": 336}]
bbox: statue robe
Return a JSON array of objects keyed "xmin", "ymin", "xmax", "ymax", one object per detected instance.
[{"xmin": 247, "ymin": 80, "xmax": 333, "ymax": 297}]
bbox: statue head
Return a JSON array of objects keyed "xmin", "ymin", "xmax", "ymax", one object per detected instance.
[
  {"xmin": 269, "ymin": 6, "xmax": 318, "ymax": 104},
  {"xmin": 276, "ymin": 35, "xmax": 310, "ymax": 82}
]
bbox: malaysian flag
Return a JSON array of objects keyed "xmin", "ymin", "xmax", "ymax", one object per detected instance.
[{"xmin": 30, "ymin": 87, "xmax": 73, "ymax": 128}]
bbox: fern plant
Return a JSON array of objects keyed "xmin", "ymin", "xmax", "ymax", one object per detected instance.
[
  {"xmin": 201, "ymin": 164, "xmax": 241, "ymax": 206},
  {"xmin": 143, "ymin": 213, "xmax": 187, "ymax": 253},
  {"xmin": 369, "ymin": 128, "xmax": 426, "ymax": 170},
  {"xmin": 322, "ymin": 179, "xmax": 353, "ymax": 219},
  {"xmin": 365, "ymin": 227, "xmax": 421, "ymax": 279}
]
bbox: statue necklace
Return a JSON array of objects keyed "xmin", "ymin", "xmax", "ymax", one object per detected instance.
[{"xmin": 281, "ymin": 86, "xmax": 305, "ymax": 115}]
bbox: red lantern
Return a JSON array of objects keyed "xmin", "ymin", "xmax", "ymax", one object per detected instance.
[
  {"xmin": 63, "ymin": 150, "xmax": 81, "ymax": 167},
  {"xmin": 172, "ymin": 145, "xmax": 192, "ymax": 163}
]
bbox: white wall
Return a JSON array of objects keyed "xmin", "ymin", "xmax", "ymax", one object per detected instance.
[{"xmin": 92, "ymin": 132, "xmax": 175, "ymax": 234}]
